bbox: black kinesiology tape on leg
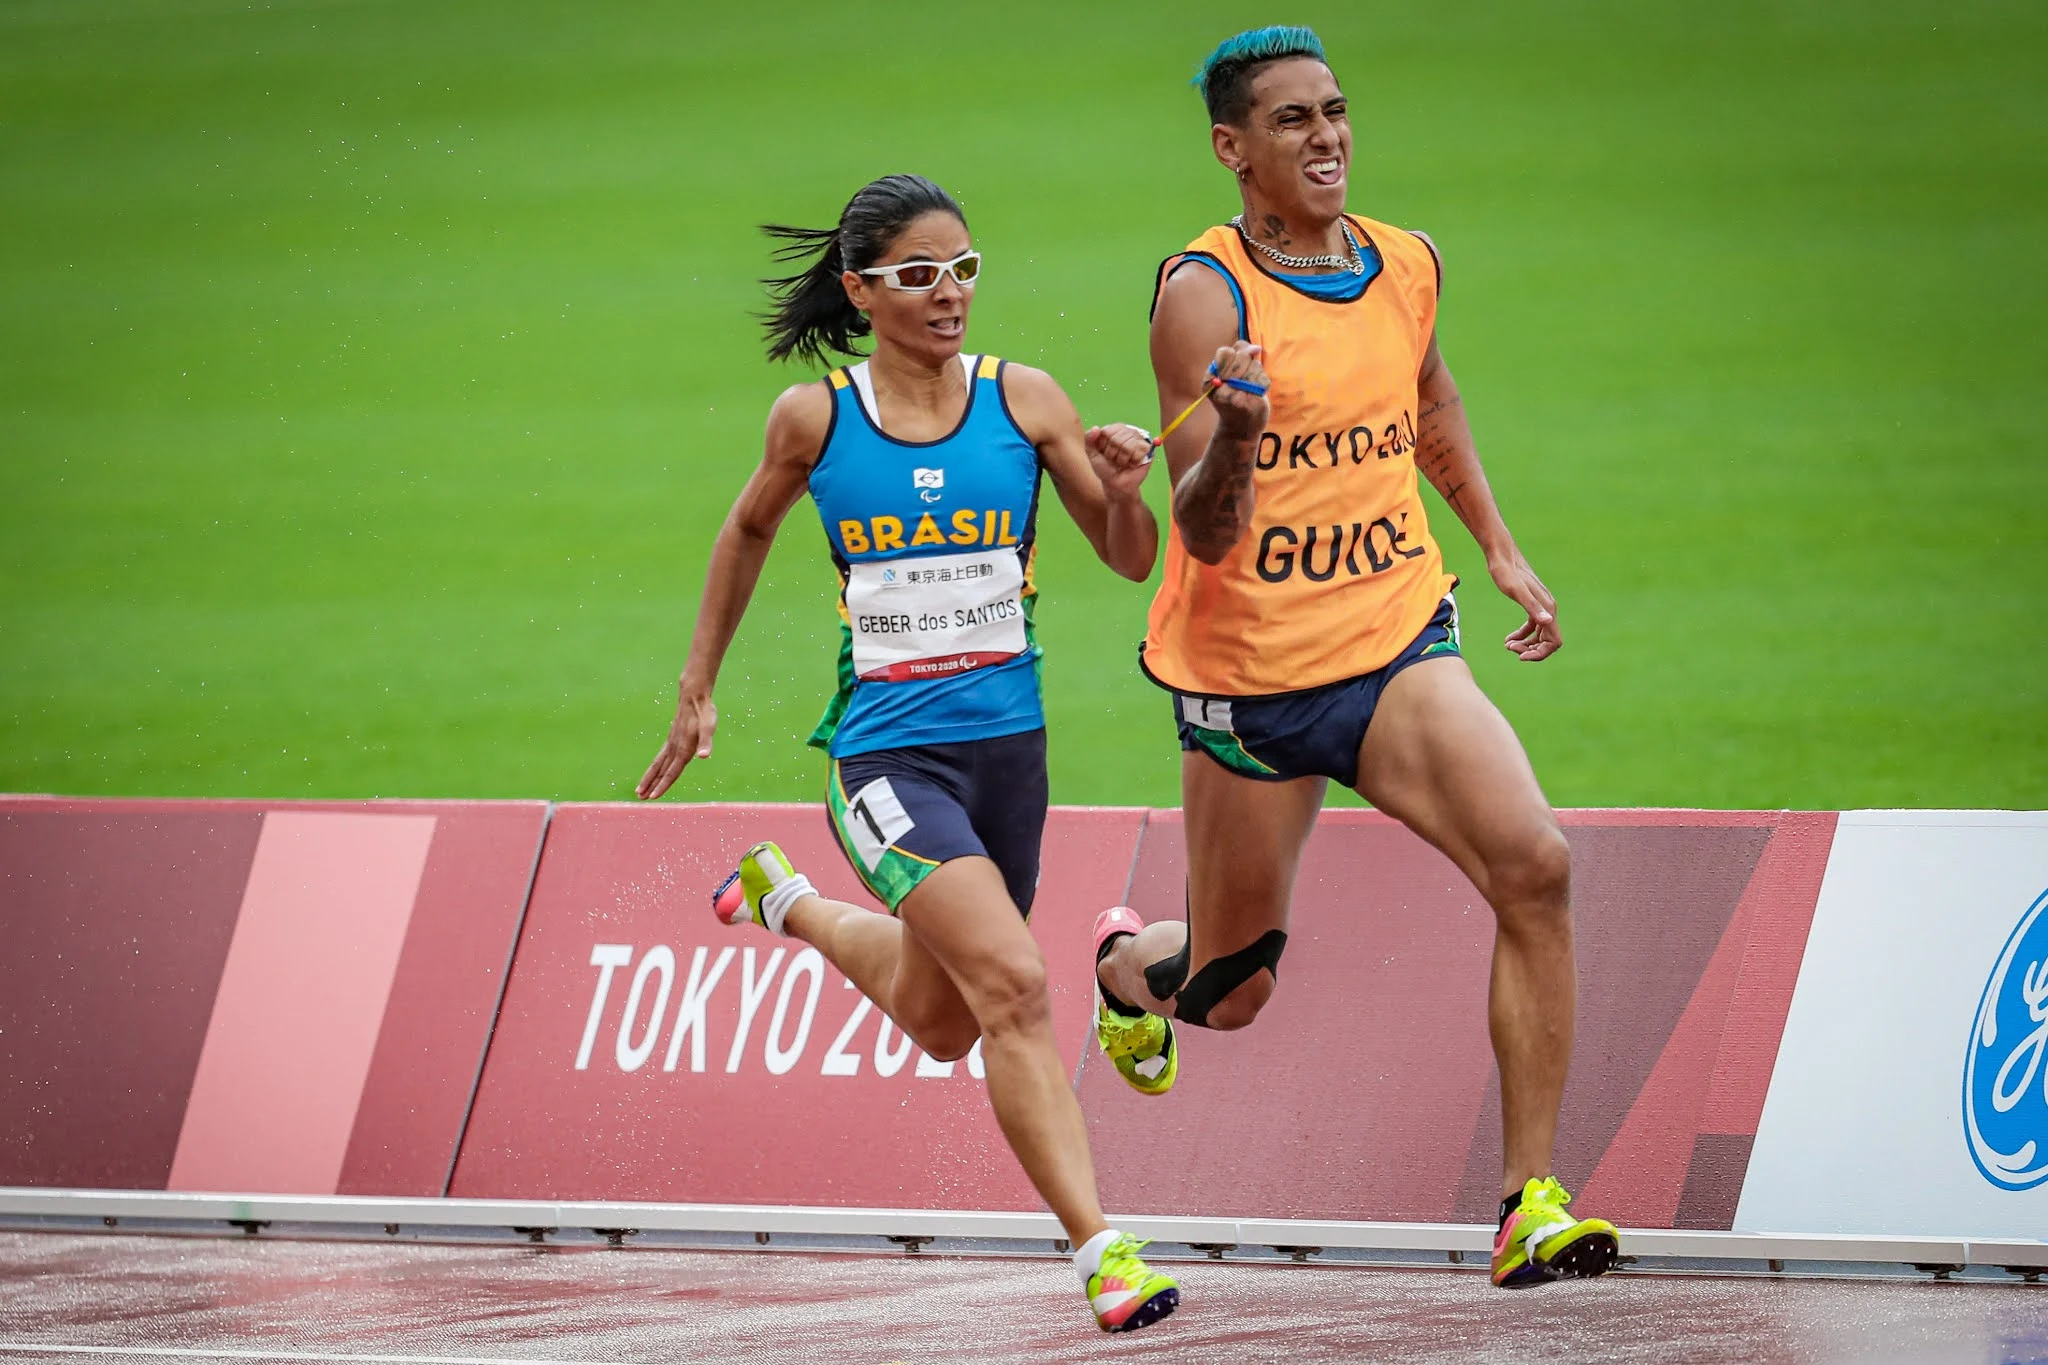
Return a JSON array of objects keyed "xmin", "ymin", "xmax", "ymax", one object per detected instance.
[
  {"xmin": 1171, "ymin": 929, "xmax": 1288, "ymax": 1028},
  {"xmin": 1137, "ymin": 888, "xmax": 1195, "ymax": 1003},
  {"xmin": 1142, "ymin": 936, "xmax": 1191, "ymax": 1003}
]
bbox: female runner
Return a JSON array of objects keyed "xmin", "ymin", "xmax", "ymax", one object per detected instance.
[{"xmin": 634, "ymin": 173, "xmax": 1179, "ymax": 1335}]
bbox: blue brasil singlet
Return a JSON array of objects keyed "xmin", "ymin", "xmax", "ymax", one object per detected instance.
[{"xmin": 806, "ymin": 353, "xmax": 1044, "ymax": 758}]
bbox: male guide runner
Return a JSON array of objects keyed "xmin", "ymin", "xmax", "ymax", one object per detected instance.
[
  {"xmin": 1090, "ymin": 27, "xmax": 1621, "ymax": 1288},
  {"xmin": 635, "ymin": 175, "xmax": 1180, "ymax": 1333}
]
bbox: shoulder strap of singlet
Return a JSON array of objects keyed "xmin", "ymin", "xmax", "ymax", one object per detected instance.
[
  {"xmin": 847, "ymin": 361, "xmax": 878, "ymax": 424},
  {"xmin": 981, "ymin": 352, "xmax": 1041, "ymax": 457},
  {"xmin": 1151, "ymin": 251, "xmax": 1248, "ymax": 340},
  {"xmin": 1410, "ymin": 228, "xmax": 1443, "ymax": 293},
  {"xmin": 806, "ymin": 370, "xmax": 847, "ymax": 482}
]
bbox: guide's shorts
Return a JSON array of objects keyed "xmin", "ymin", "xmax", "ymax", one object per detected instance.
[{"xmin": 1174, "ymin": 596, "xmax": 1462, "ymax": 789}]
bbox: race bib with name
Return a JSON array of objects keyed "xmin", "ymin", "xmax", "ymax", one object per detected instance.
[{"xmin": 845, "ymin": 548, "xmax": 1028, "ymax": 683}]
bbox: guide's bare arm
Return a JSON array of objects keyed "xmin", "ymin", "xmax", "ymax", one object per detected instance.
[
  {"xmin": 1411, "ymin": 331, "xmax": 1561, "ymax": 662},
  {"xmin": 1149, "ymin": 263, "xmax": 1270, "ymax": 565}
]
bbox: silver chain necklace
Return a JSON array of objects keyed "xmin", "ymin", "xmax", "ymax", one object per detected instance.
[{"xmin": 1230, "ymin": 214, "xmax": 1366, "ymax": 275}]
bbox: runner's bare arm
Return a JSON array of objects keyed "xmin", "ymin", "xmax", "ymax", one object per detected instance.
[
  {"xmin": 1150, "ymin": 263, "xmax": 1270, "ymax": 564},
  {"xmin": 635, "ymin": 382, "xmax": 830, "ymax": 799},
  {"xmin": 1004, "ymin": 363, "xmax": 1159, "ymax": 582},
  {"xmin": 1414, "ymin": 330, "xmax": 1562, "ymax": 662}
]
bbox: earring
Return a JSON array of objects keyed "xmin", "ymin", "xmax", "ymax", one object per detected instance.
[{"xmin": 1236, "ymin": 165, "xmax": 1251, "ymax": 182}]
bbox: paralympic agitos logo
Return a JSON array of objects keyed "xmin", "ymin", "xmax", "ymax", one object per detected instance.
[{"xmin": 1964, "ymin": 886, "xmax": 2048, "ymax": 1191}]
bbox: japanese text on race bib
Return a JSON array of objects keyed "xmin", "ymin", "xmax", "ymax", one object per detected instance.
[{"xmin": 845, "ymin": 548, "xmax": 1027, "ymax": 683}]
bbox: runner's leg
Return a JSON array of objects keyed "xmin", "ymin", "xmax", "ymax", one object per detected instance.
[
  {"xmin": 1096, "ymin": 752, "xmax": 1324, "ymax": 1028},
  {"xmin": 1353, "ymin": 655, "xmax": 1574, "ymax": 1198},
  {"xmin": 782, "ymin": 895, "xmax": 979, "ymax": 1060},
  {"xmin": 899, "ymin": 855, "xmax": 1107, "ymax": 1242}
]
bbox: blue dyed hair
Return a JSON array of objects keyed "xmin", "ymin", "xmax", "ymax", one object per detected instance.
[{"xmin": 1194, "ymin": 26, "xmax": 1328, "ymax": 125}]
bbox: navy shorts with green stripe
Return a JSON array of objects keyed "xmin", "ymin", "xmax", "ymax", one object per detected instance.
[
  {"xmin": 1174, "ymin": 595, "xmax": 1462, "ymax": 788},
  {"xmin": 826, "ymin": 728, "xmax": 1046, "ymax": 917}
]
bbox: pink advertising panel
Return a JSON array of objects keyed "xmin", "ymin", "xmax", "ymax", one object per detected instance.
[
  {"xmin": 168, "ymin": 811, "xmax": 436, "ymax": 1194},
  {"xmin": 6, "ymin": 794, "xmax": 1862, "ymax": 1231},
  {"xmin": 449, "ymin": 803, "xmax": 1147, "ymax": 1209},
  {"xmin": 1080, "ymin": 810, "xmax": 1835, "ymax": 1230},
  {"xmin": 0, "ymin": 797, "xmax": 546, "ymax": 1195}
]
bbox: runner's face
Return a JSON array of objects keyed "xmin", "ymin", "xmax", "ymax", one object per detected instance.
[
  {"xmin": 844, "ymin": 211, "xmax": 973, "ymax": 366},
  {"xmin": 1226, "ymin": 59, "xmax": 1351, "ymax": 223}
]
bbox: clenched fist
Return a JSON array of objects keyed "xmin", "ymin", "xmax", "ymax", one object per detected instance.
[
  {"xmin": 1207, "ymin": 339, "xmax": 1269, "ymax": 438},
  {"xmin": 1083, "ymin": 422, "xmax": 1156, "ymax": 501}
]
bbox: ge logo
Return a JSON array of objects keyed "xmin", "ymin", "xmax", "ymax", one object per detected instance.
[{"xmin": 1964, "ymin": 886, "xmax": 2048, "ymax": 1191}]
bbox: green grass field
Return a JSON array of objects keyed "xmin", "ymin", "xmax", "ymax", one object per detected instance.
[{"xmin": 2, "ymin": 0, "xmax": 2042, "ymax": 809}]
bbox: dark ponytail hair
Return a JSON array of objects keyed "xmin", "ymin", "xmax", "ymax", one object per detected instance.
[{"xmin": 760, "ymin": 173, "xmax": 966, "ymax": 367}]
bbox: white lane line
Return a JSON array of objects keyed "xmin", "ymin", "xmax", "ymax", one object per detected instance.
[{"xmin": 0, "ymin": 1346, "xmax": 620, "ymax": 1365}]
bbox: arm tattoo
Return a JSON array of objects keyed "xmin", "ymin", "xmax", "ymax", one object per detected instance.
[
  {"xmin": 1175, "ymin": 427, "xmax": 1260, "ymax": 561},
  {"xmin": 1414, "ymin": 394, "xmax": 1473, "ymax": 522}
]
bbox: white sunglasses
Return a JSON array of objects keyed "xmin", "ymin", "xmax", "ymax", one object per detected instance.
[{"xmin": 857, "ymin": 250, "xmax": 982, "ymax": 292}]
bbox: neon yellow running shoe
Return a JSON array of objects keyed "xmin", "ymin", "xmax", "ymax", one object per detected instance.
[
  {"xmin": 1092, "ymin": 907, "xmax": 1177, "ymax": 1096},
  {"xmin": 711, "ymin": 840, "xmax": 811, "ymax": 935},
  {"xmin": 1082, "ymin": 1233, "xmax": 1179, "ymax": 1333},
  {"xmin": 1490, "ymin": 1176, "xmax": 1619, "ymax": 1288}
]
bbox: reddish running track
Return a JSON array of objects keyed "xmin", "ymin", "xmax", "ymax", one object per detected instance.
[{"xmin": 0, "ymin": 1233, "xmax": 2043, "ymax": 1364}]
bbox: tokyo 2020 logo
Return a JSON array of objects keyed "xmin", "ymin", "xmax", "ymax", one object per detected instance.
[{"xmin": 1965, "ymin": 886, "xmax": 2048, "ymax": 1191}]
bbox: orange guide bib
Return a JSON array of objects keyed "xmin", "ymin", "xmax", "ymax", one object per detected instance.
[{"xmin": 1141, "ymin": 215, "xmax": 1458, "ymax": 698}]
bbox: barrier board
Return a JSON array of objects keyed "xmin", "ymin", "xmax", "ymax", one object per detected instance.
[
  {"xmin": 0, "ymin": 797, "xmax": 546, "ymax": 1196},
  {"xmin": 448, "ymin": 803, "xmax": 1145, "ymax": 1209},
  {"xmin": 1079, "ymin": 809, "xmax": 1836, "ymax": 1230},
  {"xmin": 7, "ymin": 793, "xmax": 2043, "ymax": 1249}
]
